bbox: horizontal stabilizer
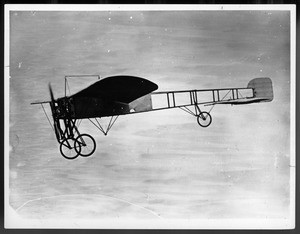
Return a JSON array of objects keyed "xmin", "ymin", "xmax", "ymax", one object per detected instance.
[{"xmin": 208, "ymin": 97, "xmax": 271, "ymax": 105}]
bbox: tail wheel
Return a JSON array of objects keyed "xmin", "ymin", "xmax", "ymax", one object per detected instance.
[
  {"xmin": 74, "ymin": 134, "xmax": 96, "ymax": 157},
  {"xmin": 60, "ymin": 138, "xmax": 81, "ymax": 160},
  {"xmin": 197, "ymin": 111, "xmax": 212, "ymax": 127}
]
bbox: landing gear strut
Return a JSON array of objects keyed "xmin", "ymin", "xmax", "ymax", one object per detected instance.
[
  {"xmin": 179, "ymin": 103, "xmax": 212, "ymax": 128},
  {"xmin": 55, "ymin": 118, "xmax": 97, "ymax": 160}
]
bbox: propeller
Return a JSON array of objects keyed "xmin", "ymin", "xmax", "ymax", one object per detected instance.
[
  {"xmin": 48, "ymin": 83, "xmax": 57, "ymax": 119},
  {"xmin": 48, "ymin": 83, "xmax": 55, "ymax": 103},
  {"xmin": 48, "ymin": 83, "xmax": 61, "ymax": 141}
]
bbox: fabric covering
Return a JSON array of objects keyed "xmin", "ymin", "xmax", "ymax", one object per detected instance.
[{"xmin": 70, "ymin": 75, "xmax": 158, "ymax": 104}]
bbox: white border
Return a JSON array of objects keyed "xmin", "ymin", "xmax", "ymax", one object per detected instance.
[
  {"xmin": 4, "ymin": 4, "xmax": 297, "ymax": 11},
  {"xmin": 4, "ymin": 4, "xmax": 10, "ymax": 230},
  {"xmin": 289, "ymin": 5, "xmax": 296, "ymax": 229},
  {"xmin": 4, "ymin": 218, "xmax": 296, "ymax": 229},
  {"xmin": 4, "ymin": 4, "xmax": 296, "ymax": 229}
]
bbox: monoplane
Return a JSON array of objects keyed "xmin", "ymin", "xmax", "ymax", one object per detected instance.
[{"xmin": 31, "ymin": 75, "xmax": 273, "ymax": 160}]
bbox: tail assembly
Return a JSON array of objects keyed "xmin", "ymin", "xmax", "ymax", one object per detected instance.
[
  {"xmin": 210, "ymin": 77, "xmax": 274, "ymax": 105},
  {"xmin": 247, "ymin": 77, "xmax": 273, "ymax": 102}
]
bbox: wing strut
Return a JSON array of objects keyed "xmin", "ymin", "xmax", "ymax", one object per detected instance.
[{"xmin": 88, "ymin": 116, "xmax": 119, "ymax": 136}]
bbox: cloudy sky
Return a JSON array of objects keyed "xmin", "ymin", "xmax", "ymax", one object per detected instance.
[{"xmin": 7, "ymin": 8, "xmax": 293, "ymax": 228}]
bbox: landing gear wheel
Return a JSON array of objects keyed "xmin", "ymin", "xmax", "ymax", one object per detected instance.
[
  {"xmin": 74, "ymin": 134, "xmax": 96, "ymax": 157},
  {"xmin": 60, "ymin": 138, "xmax": 81, "ymax": 160},
  {"xmin": 197, "ymin": 111, "xmax": 212, "ymax": 127}
]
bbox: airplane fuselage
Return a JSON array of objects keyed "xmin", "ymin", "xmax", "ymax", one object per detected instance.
[{"xmin": 55, "ymin": 96, "xmax": 130, "ymax": 119}]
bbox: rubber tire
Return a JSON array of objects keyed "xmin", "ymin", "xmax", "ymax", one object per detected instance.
[
  {"xmin": 197, "ymin": 111, "xmax": 212, "ymax": 127},
  {"xmin": 59, "ymin": 138, "xmax": 81, "ymax": 160},
  {"xmin": 74, "ymin": 134, "xmax": 96, "ymax": 157}
]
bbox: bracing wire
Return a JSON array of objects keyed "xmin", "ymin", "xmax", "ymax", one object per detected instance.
[
  {"xmin": 41, "ymin": 103, "xmax": 54, "ymax": 132},
  {"xmin": 107, "ymin": 116, "xmax": 113, "ymax": 130},
  {"xmin": 66, "ymin": 79, "xmax": 71, "ymax": 96},
  {"xmin": 220, "ymin": 89, "xmax": 232, "ymax": 101},
  {"xmin": 107, "ymin": 115, "xmax": 119, "ymax": 132},
  {"xmin": 208, "ymin": 89, "xmax": 232, "ymax": 113},
  {"xmin": 88, "ymin": 116, "xmax": 119, "ymax": 135},
  {"xmin": 238, "ymin": 90, "xmax": 244, "ymax": 98},
  {"xmin": 179, "ymin": 106, "xmax": 196, "ymax": 116},
  {"xmin": 88, "ymin": 118, "xmax": 105, "ymax": 134},
  {"xmin": 95, "ymin": 118, "xmax": 106, "ymax": 133}
]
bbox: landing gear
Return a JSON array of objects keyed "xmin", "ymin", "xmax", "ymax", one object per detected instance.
[
  {"xmin": 74, "ymin": 134, "xmax": 96, "ymax": 157},
  {"xmin": 59, "ymin": 134, "xmax": 96, "ymax": 160},
  {"xmin": 60, "ymin": 137, "xmax": 80, "ymax": 160},
  {"xmin": 48, "ymin": 87, "xmax": 97, "ymax": 160},
  {"xmin": 197, "ymin": 111, "xmax": 212, "ymax": 127},
  {"xmin": 54, "ymin": 118, "xmax": 96, "ymax": 160},
  {"xmin": 179, "ymin": 104, "xmax": 212, "ymax": 128},
  {"xmin": 177, "ymin": 90, "xmax": 213, "ymax": 127}
]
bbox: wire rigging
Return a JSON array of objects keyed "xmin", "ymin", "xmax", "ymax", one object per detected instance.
[
  {"xmin": 238, "ymin": 90, "xmax": 244, "ymax": 98},
  {"xmin": 41, "ymin": 103, "xmax": 54, "ymax": 132},
  {"xmin": 66, "ymin": 79, "xmax": 71, "ymax": 96},
  {"xmin": 88, "ymin": 116, "xmax": 119, "ymax": 135},
  {"xmin": 207, "ymin": 89, "xmax": 232, "ymax": 113}
]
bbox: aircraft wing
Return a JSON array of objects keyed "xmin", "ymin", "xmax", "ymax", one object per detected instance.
[{"xmin": 70, "ymin": 75, "xmax": 158, "ymax": 103}]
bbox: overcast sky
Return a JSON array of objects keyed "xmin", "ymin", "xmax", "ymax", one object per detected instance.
[{"xmin": 8, "ymin": 9, "xmax": 293, "ymax": 228}]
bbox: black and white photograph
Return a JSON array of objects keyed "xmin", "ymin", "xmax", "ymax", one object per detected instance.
[{"xmin": 5, "ymin": 4, "xmax": 296, "ymax": 229}]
